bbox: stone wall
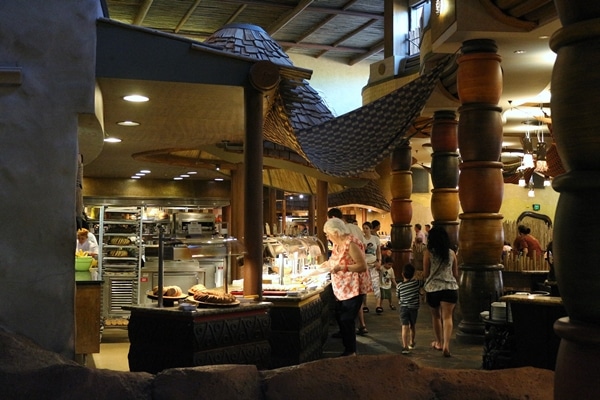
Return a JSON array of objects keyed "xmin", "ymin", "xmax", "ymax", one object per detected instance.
[{"xmin": 0, "ymin": 328, "xmax": 553, "ymax": 400}]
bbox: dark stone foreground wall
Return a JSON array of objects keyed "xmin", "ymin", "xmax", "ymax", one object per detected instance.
[{"xmin": 0, "ymin": 328, "xmax": 553, "ymax": 400}]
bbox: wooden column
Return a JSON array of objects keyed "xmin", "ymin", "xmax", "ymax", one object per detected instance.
[
  {"xmin": 550, "ymin": 2, "xmax": 600, "ymax": 398},
  {"xmin": 243, "ymin": 61, "xmax": 280, "ymax": 299},
  {"xmin": 456, "ymin": 39, "xmax": 505, "ymax": 343},
  {"xmin": 389, "ymin": 142, "xmax": 413, "ymax": 277},
  {"xmin": 429, "ymin": 110, "xmax": 460, "ymax": 249},
  {"xmin": 316, "ymin": 180, "xmax": 328, "ymax": 254}
]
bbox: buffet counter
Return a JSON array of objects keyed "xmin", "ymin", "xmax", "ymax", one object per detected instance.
[
  {"xmin": 259, "ymin": 284, "xmax": 333, "ymax": 368},
  {"xmin": 123, "ymin": 301, "xmax": 272, "ymax": 374},
  {"xmin": 500, "ymin": 293, "xmax": 567, "ymax": 370}
]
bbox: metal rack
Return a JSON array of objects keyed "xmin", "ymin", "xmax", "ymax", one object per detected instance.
[{"xmin": 98, "ymin": 206, "xmax": 143, "ymax": 326}]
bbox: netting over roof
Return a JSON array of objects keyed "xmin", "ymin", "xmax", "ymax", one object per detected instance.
[{"xmin": 205, "ymin": 23, "xmax": 451, "ymax": 178}]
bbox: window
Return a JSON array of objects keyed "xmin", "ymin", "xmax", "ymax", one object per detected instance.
[{"xmin": 408, "ymin": 1, "xmax": 430, "ymax": 55}]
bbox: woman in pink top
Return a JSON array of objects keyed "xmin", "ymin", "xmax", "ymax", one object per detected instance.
[{"xmin": 322, "ymin": 217, "xmax": 370, "ymax": 356}]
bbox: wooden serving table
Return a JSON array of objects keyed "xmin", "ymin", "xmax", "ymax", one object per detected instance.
[
  {"xmin": 123, "ymin": 301, "xmax": 272, "ymax": 374},
  {"xmin": 500, "ymin": 293, "xmax": 567, "ymax": 370}
]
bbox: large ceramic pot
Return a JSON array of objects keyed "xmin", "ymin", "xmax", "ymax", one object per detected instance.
[
  {"xmin": 456, "ymin": 43, "xmax": 502, "ymax": 104},
  {"xmin": 390, "ymin": 224, "xmax": 413, "ymax": 250},
  {"xmin": 553, "ymin": 0, "xmax": 600, "ymax": 25},
  {"xmin": 390, "ymin": 171, "xmax": 413, "ymax": 199},
  {"xmin": 390, "ymin": 199, "xmax": 413, "ymax": 225},
  {"xmin": 390, "ymin": 145, "xmax": 413, "ymax": 171},
  {"xmin": 433, "ymin": 220, "xmax": 460, "ymax": 251},
  {"xmin": 552, "ymin": 172, "xmax": 600, "ymax": 323},
  {"xmin": 430, "ymin": 188, "xmax": 460, "ymax": 221},
  {"xmin": 430, "ymin": 152, "xmax": 459, "ymax": 188},
  {"xmin": 430, "ymin": 110, "xmax": 458, "ymax": 153},
  {"xmin": 458, "ymin": 161, "xmax": 504, "ymax": 213},
  {"xmin": 457, "ymin": 103, "xmax": 503, "ymax": 162},
  {"xmin": 550, "ymin": 21, "xmax": 600, "ymax": 171},
  {"xmin": 458, "ymin": 213, "xmax": 504, "ymax": 265}
]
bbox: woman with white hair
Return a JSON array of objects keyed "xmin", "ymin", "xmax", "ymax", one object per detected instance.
[{"xmin": 322, "ymin": 217, "xmax": 370, "ymax": 356}]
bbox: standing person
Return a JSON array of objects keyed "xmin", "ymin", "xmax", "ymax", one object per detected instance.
[
  {"xmin": 321, "ymin": 217, "xmax": 370, "ymax": 356},
  {"xmin": 371, "ymin": 220, "xmax": 381, "ymax": 236},
  {"xmin": 379, "ymin": 256, "xmax": 397, "ymax": 310},
  {"xmin": 76, "ymin": 228, "xmax": 99, "ymax": 259},
  {"xmin": 423, "ymin": 226, "xmax": 459, "ymax": 358},
  {"xmin": 362, "ymin": 221, "xmax": 381, "ymax": 318},
  {"xmin": 327, "ymin": 208, "xmax": 365, "ymax": 242},
  {"xmin": 414, "ymin": 223, "xmax": 425, "ymax": 243},
  {"xmin": 513, "ymin": 224, "xmax": 543, "ymax": 258},
  {"xmin": 397, "ymin": 263, "xmax": 424, "ymax": 354},
  {"xmin": 411, "ymin": 236, "xmax": 427, "ymax": 303},
  {"xmin": 424, "ymin": 224, "xmax": 431, "ymax": 243}
]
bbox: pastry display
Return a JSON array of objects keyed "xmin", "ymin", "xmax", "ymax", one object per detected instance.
[
  {"xmin": 152, "ymin": 285, "xmax": 183, "ymax": 297},
  {"xmin": 109, "ymin": 237, "xmax": 131, "ymax": 245},
  {"xmin": 192, "ymin": 289, "xmax": 237, "ymax": 304},
  {"xmin": 188, "ymin": 284, "xmax": 207, "ymax": 296},
  {"xmin": 108, "ymin": 249, "xmax": 129, "ymax": 257}
]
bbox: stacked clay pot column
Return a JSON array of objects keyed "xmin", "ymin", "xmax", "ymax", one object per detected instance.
[
  {"xmin": 455, "ymin": 39, "xmax": 504, "ymax": 343},
  {"xmin": 389, "ymin": 143, "xmax": 413, "ymax": 278},
  {"xmin": 550, "ymin": 2, "xmax": 600, "ymax": 398},
  {"xmin": 429, "ymin": 110, "xmax": 460, "ymax": 250}
]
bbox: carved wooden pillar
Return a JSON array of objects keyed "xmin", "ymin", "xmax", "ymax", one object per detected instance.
[
  {"xmin": 389, "ymin": 142, "xmax": 413, "ymax": 277},
  {"xmin": 455, "ymin": 39, "xmax": 504, "ymax": 343},
  {"xmin": 429, "ymin": 110, "xmax": 460, "ymax": 250},
  {"xmin": 550, "ymin": 2, "xmax": 600, "ymax": 398},
  {"xmin": 243, "ymin": 61, "xmax": 279, "ymax": 299}
]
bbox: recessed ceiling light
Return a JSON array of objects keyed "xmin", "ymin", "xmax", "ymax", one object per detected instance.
[
  {"xmin": 117, "ymin": 120, "xmax": 140, "ymax": 126},
  {"xmin": 180, "ymin": 174, "xmax": 190, "ymax": 178},
  {"xmin": 140, "ymin": 170, "xmax": 151, "ymax": 174},
  {"xmin": 173, "ymin": 177, "xmax": 183, "ymax": 180},
  {"xmin": 135, "ymin": 172, "xmax": 145, "ymax": 176},
  {"xmin": 131, "ymin": 175, "xmax": 141, "ymax": 179},
  {"xmin": 123, "ymin": 94, "xmax": 149, "ymax": 102},
  {"xmin": 187, "ymin": 171, "xmax": 197, "ymax": 174},
  {"xmin": 214, "ymin": 178, "xmax": 224, "ymax": 181},
  {"xmin": 513, "ymin": 50, "xmax": 526, "ymax": 54},
  {"xmin": 104, "ymin": 137, "xmax": 122, "ymax": 143}
]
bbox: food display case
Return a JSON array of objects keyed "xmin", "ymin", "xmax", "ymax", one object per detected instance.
[{"xmin": 261, "ymin": 236, "xmax": 327, "ymax": 288}]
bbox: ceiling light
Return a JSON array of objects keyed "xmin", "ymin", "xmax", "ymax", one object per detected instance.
[
  {"xmin": 187, "ymin": 171, "xmax": 197, "ymax": 174},
  {"xmin": 173, "ymin": 177, "xmax": 183, "ymax": 180},
  {"xmin": 135, "ymin": 172, "xmax": 145, "ymax": 176},
  {"xmin": 513, "ymin": 50, "xmax": 526, "ymax": 54},
  {"xmin": 104, "ymin": 137, "xmax": 122, "ymax": 143},
  {"xmin": 140, "ymin": 170, "xmax": 151, "ymax": 174},
  {"xmin": 117, "ymin": 120, "xmax": 140, "ymax": 126},
  {"xmin": 131, "ymin": 175, "xmax": 141, "ymax": 179},
  {"xmin": 180, "ymin": 174, "xmax": 190, "ymax": 178},
  {"xmin": 123, "ymin": 94, "xmax": 149, "ymax": 102},
  {"xmin": 214, "ymin": 178, "xmax": 224, "ymax": 181}
]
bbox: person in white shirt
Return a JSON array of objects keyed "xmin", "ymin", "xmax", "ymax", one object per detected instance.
[{"xmin": 77, "ymin": 228, "xmax": 99, "ymax": 258}]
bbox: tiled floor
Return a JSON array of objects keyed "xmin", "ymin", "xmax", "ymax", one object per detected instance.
[{"xmin": 89, "ymin": 293, "xmax": 484, "ymax": 372}]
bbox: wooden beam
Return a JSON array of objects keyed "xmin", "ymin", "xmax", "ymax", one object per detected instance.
[
  {"xmin": 349, "ymin": 40, "xmax": 384, "ymax": 65},
  {"xmin": 225, "ymin": 4, "xmax": 247, "ymax": 25},
  {"xmin": 133, "ymin": 0, "xmax": 153, "ymax": 25},
  {"xmin": 268, "ymin": 0, "xmax": 315, "ymax": 36},
  {"xmin": 175, "ymin": 0, "xmax": 203, "ymax": 33},
  {"xmin": 316, "ymin": 18, "xmax": 378, "ymax": 58}
]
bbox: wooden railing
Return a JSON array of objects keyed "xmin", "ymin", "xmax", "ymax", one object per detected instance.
[{"xmin": 502, "ymin": 251, "xmax": 548, "ymax": 272}]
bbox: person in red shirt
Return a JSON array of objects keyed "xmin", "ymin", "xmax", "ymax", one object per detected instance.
[{"xmin": 513, "ymin": 225, "xmax": 543, "ymax": 258}]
